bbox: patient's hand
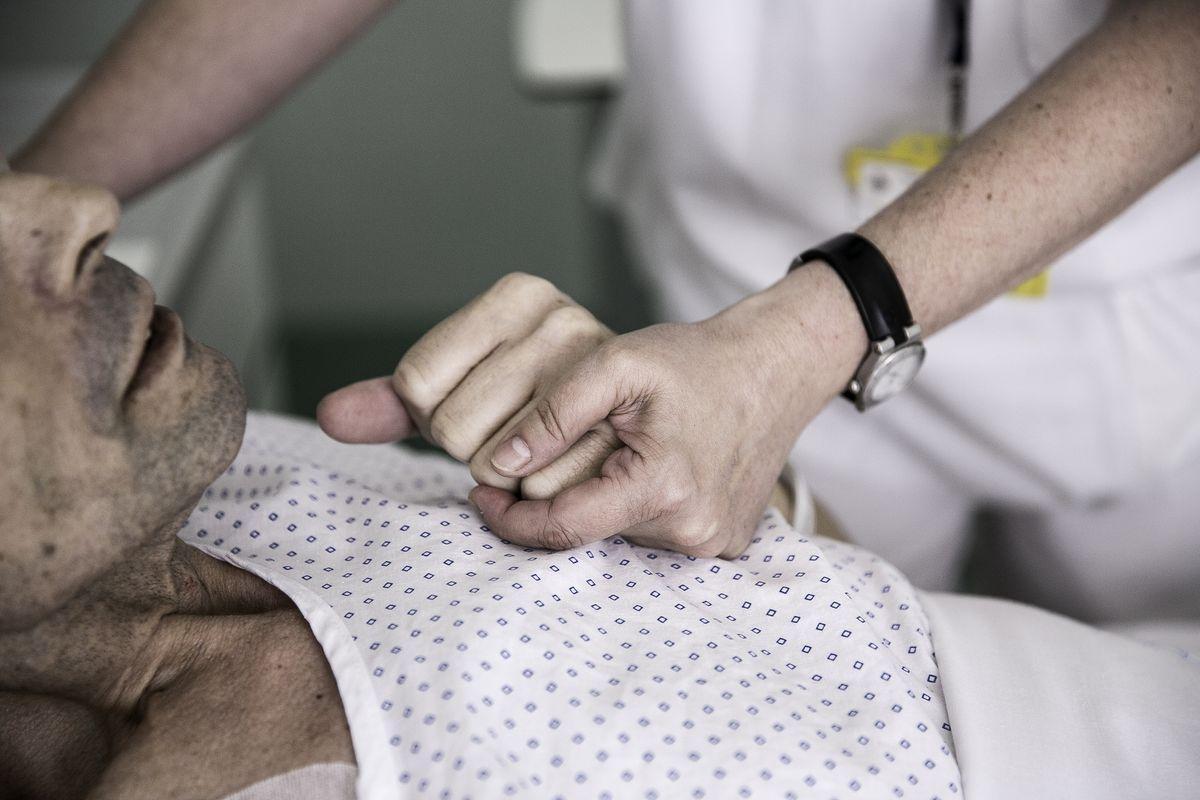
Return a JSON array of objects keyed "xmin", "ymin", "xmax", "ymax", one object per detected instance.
[
  {"xmin": 320, "ymin": 275, "xmax": 812, "ymax": 552},
  {"xmin": 319, "ymin": 273, "xmax": 620, "ymax": 499}
]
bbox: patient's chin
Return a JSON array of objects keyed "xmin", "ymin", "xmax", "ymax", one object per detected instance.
[
  {"xmin": 179, "ymin": 343, "xmax": 247, "ymax": 484},
  {"xmin": 198, "ymin": 345, "xmax": 248, "ymax": 471},
  {"xmin": 129, "ymin": 341, "xmax": 247, "ymax": 516}
]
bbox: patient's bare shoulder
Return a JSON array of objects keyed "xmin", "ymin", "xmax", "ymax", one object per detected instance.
[{"xmin": 90, "ymin": 610, "xmax": 354, "ymax": 800}]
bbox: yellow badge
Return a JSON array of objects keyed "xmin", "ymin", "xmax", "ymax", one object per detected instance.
[{"xmin": 845, "ymin": 133, "xmax": 1049, "ymax": 298}]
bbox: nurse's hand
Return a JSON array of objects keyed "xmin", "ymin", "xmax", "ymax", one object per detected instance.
[
  {"xmin": 469, "ymin": 265, "xmax": 864, "ymax": 558},
  {"xmin": 317, "ymin": 272, "xmax": 621, "ymax": 499}
]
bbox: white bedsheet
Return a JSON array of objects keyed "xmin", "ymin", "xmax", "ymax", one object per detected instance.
[{"xmin": 921, "ymin": 593, "xmax": 1200, "ymax": 799}]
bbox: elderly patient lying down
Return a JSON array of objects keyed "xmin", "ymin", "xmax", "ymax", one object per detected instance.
[{"xmin": 1, "ymin": 173, "xmax": 1197, "ymax": 800}]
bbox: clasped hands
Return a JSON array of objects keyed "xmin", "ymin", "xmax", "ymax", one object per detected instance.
[{"xmin": 318, "ymin": 271, "xmax": 845, "ymax": 558}]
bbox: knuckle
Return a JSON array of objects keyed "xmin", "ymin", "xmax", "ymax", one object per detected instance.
[
  {"xmin": 534, "ymin": 400, "xmax": 570, "ymax": 444},
  {"xmin": 427, "ymin": 407, "xmax": 471, "ymax": 460},
  {"xmin": 657, "ymin": 470, "xmax": 696, "ymax": 516},
  {"xmin": 539, "ymin": 304, "xmax": 602, "ymax": 340},
  {"xmin": 668, "ymin": 516, "xmax": 721, "ymax": 553},
  {"xmin": 522, "ymin": 467, "xmax": 572, "ymax": 501},
  {"xmin": 519, "ymin": 473, "xmax": 555, "ymax": 501},
  {"xmin": 392, "ymin": 358, "xmax": 435, "ymax": 413},
  {"xmin": 578, "ymin": 426, "xmax": 620, "ymax": 466},
  {"xmin": 521, "ymin": 427, "xmax": 613, "ymax": 501},
  {"xmin": 493, "ymin": 271, "xmax": 530, "ymax": 293},
  {"xmin": 494, "ymin": 271, "xmax": 559, "ymax": 302},
  {"xmin": 596, "ymin": 342, "xmax": 644, "ymax": 377}
]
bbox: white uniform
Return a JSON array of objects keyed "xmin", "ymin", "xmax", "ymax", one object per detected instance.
[{"xmin": 591, "ymin": 1, "xmax": 1200, "ymax": 620}]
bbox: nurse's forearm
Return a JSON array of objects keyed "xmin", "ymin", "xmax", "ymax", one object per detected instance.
[
  {"xmin": 12, "ymin": 0, "xmax": 395, "ymax": 201},
  {"xmin": 859, "ymin": 0, "xmax": 1200, "ymax": 334},
  {"xmin": 733, "ymin": 0, "xmax": 1200, "ymax": 442}
]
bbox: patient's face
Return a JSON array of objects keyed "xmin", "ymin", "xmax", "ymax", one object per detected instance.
[{"xmin": 0, "ymin": 173, "xmax": 246, "ymax": 629}]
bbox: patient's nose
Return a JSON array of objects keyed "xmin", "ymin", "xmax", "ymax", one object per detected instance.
[{"xmin": 0, "ymin": 172, "xmax": 120, "ymax": 298}]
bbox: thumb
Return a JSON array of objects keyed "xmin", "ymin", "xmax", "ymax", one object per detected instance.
[
  {"xmin": 519, "ymin": 420, "xmax": 621, "ymax": 500},
  {"xmin": 316, "ymin": 376, "xmax": 416, "ymax": 443},
  {"xmin": 469, "ymin": 446, "xmax": 662, "ymax": 550},
  {"xmin": 488, "ymin": 355, "xmax": 627, "ymax": 478}
]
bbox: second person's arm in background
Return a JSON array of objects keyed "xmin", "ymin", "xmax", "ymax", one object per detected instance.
[{"xmin": 12, "ymin": 0, "xmax": 397, "ymax": 200}]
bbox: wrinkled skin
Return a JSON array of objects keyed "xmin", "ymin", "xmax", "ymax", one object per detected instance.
[
  {"xmin": 0, "ymin": 173, "xmax": 353, "ymax": 799},
  {"xmin": 319, "ymin": 272, "xmax": 818, "ymax": 558},
  {"xmin": 0, "ymin": 172, "xmax": 244, "ymax": 630},
  {"xmin": 317, "ymin": 272, "xmax": 622, "ymax": 500}
]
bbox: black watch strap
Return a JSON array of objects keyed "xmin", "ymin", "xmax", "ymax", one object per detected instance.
[{"xmin": 790, "ymin": 233, "xmax": 914, "ymax": 343}]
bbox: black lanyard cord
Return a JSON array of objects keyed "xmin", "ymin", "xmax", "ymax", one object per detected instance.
[{"xmin": 948, "ymin": 0, "xmax": 970, "ymax": 139}]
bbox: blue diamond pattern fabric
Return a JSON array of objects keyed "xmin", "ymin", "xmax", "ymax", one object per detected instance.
[{"xmin": 181, "ymin": 412, "xmax": 961, "ymax": 800}]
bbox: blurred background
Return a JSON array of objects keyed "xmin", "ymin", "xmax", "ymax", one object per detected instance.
[{"xmin": 0, "ymin": 0, "xmax": 651, "ymax": 415}]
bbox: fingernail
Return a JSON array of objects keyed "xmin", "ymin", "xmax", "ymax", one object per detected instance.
[{"xmin": 492, "ymin": 436, "xmax": 531, "ymax": 473}]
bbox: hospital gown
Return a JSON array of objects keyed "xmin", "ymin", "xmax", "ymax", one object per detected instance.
[{"xmin": 180, "ymin": 413, "xmax": 961, "ymax": 800}]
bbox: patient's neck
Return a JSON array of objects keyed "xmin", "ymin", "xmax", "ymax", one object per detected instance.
[
  {"xmin": 0, "ymin": 515, "xmax": 290, "ymax": 716},
  {"xmin": 0, "ymin": 525, "xmax": 184, "ymax": 714},
  {"xmin": 0, "ymin": 520, "xmax": 305, "ymax": 800}
]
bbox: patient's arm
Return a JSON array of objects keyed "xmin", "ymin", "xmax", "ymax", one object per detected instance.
[{"xmin": 13, "ymin": 0, "xmax": 395, "ymax": 200}]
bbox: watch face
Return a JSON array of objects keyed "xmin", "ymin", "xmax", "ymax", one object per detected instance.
[{"xmin": 864, "ymin": 344, "xmax": 925, "ymax": 405}]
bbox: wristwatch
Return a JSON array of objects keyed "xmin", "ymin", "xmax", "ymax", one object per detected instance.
[{"xmin": 790, "ymin": 233, "xmax": 925, "ymax": 412}]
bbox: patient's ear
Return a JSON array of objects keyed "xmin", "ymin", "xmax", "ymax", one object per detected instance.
[{"xmin": 316, "ymin": 376, "xmax": 415, "ymax": 444}]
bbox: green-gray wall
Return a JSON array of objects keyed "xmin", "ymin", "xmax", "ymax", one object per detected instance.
[{"xmin": 2, "ymin": 0, "xmax": 649, "ymax": 411}]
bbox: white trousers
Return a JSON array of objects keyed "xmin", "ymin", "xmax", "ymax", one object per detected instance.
[{"xmin": 795, "ymin": 394, "xmax": 1200, "ymax": 624}]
